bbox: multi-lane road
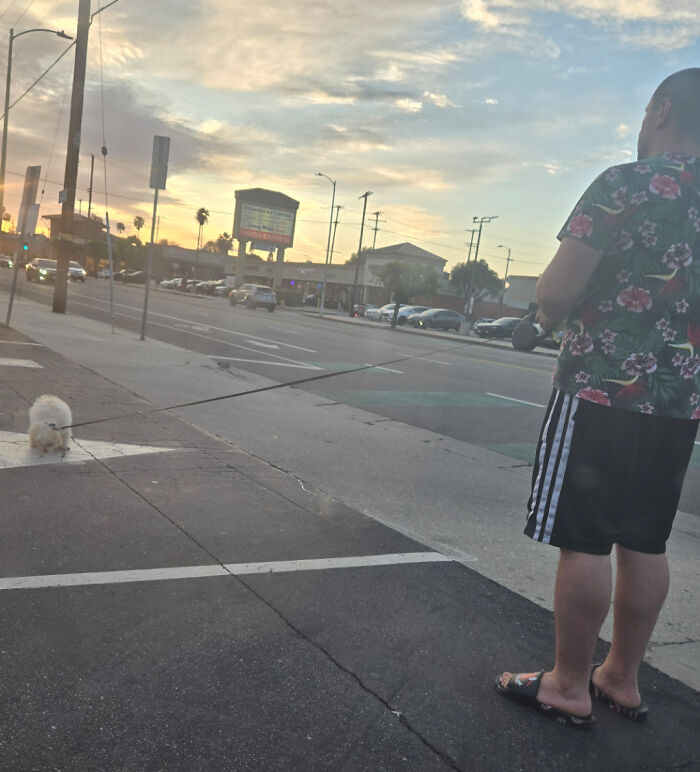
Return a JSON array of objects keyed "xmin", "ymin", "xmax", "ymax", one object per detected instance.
[{"xmin": 2, "ymin": 272, "xmax": 698, "ymax": 516}]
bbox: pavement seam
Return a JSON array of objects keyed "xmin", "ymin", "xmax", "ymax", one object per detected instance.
[{"xmin": 86, "ymin": 444, "xmax": 463, "ymax": 770}]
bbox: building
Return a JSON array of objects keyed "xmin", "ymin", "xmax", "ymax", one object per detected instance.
[{"xmin": 42, "ymin": 213, "xmax": 105, "ymax": 266}]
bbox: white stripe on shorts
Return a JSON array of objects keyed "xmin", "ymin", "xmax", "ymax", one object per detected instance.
[{"xmin": 531, "ymin": 391, "xmax": 580, "ymax": 543}]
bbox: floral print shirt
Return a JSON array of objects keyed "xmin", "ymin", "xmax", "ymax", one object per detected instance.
[{"xmin": 554, "ymin": 152, "xmax": 700, "ymax": 419}]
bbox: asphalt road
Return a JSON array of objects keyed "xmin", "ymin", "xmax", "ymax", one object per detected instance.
[{"xmin": 3, "ymin": 272, "xmax": 698, "ymax": 516}]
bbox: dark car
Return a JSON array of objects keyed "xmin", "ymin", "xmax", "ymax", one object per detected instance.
[
  {"xmin": 25, "ymin": 258, "xmax": 57, "ymax": 282},
  {"xmin": 474, "ymin": 316, "xmax": 521, "ymax": 338},
  {"xmin": 124, "ymin": 271, "xmax": 146, "ymax": 283},
  {"xmin": 408, "ymin": 308, "xmax": 465, "ymax": 331},
  {"xmin": 229, "ymin": 283, "xmax": 277, "ymax": 312}
]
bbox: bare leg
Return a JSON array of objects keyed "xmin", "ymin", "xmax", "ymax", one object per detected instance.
[
  {"xmin": 592, "ymin": 545, "xmax": 669, "ymax": 707},
  {"xmin": 501, "ymin": 548, "xmax": 611, "ymax": 716}
]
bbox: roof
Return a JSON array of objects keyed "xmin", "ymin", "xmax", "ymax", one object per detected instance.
[
  {"xmin": 364, "ymin": 242, "xmax": 446, "ymax": 264},
  {"xmin": 234, "ymin": 188, "xmax": 300, "ymax": 211}
]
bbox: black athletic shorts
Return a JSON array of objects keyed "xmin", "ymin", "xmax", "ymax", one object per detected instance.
[{"xmin": 525, "ymin": 389, "xmax": 698, "ymax": 555}]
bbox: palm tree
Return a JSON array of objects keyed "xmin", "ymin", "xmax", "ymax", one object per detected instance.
[
  {"xmin": 133, "ymin": 216, "xmax": 145, "ymax": 239},
  {"xmin": 116, "ymin": 222, "xmax": 126, "ymax": 235},
  {"xmin": 194, "ymin": 207, "xmax": 209, "ymax": 263}
]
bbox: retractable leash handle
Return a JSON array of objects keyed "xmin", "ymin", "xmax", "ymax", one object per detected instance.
[{"xmin": 511, "ymin": 312, "xmax": 542, "ymax": 351}]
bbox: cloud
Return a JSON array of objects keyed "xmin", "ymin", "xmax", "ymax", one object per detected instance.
[
  {"xmin": 484, "ymin": 97, "xmax": 499, "ymax": 104},
  {"xmin": 394, "ymin": 98, "xmax": 423, "ymax": 113},
  {"xmin": 423, "ymin": 91, "xmax": 457, "ymax": 108},
  {"xmin": 616, "ymin": 123, "xmax": 631, "ymax": 138}
]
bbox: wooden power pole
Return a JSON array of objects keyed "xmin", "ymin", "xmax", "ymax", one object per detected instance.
[{"xmin": 53, "ymin": 0, "xmax": 90, "ymax": 314}]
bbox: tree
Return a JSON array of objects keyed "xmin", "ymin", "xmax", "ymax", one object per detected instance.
[
  {"xmin": 194, "ymin": 207, "xmax": 209, "ymax": 260},
  {"xmin": 372, "ymin": 261, "xmax": 439, "ymax": 328},
  {"xmin": 116, "ymin": 222, "xmax": 126, "ymax": 235},
  {"xmin": 133, "ymin": 216, "xmax": 145, "ymax": 237},
  {"xmin": 216, "ymin": 232, "xmax": 232, "ymax": 254},
  {"xmin": 345, "ymin": 247, "xmax": 372, "ymax": 266},
  {"xmin": 450, "ymin": 259, "xmax": 504, "ymax": 318},
  {"xmin": 2, "ymin": 211, "xmax": 12, "ymax": 232}
]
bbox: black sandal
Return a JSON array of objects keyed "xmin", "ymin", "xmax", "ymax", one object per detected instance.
[
  {"xmin": 589, "ymin": 665, "xmax": 648, "ymax": 722},
  {"xmin": 495, "ymin": 671, "xmax": 595, "ymax": 730}
]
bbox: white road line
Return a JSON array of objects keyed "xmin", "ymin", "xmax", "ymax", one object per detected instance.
[
  {"xmin": 64, "ymin": 299, "xmax": 317, "ymax": 369},
  {"xmin": 65, "ymin": 291, "xmax": 317, "ymax": 353},
  {"xmin": 0, "ymin": 341, "xmax": 44, "ymax": 346},
  {"xmin": 209, "ymin": 356, "xmax": 320, "ymax": 370},
  {"xmin": 426, "ymin": 359, "xmax": 451, "ymax": 366},
  {"xmin": 0, "ymin": 357, "xmax": 42, "ymax": 368},
  {"xmin": 364, "ymin": 363, "xmax": 403, "ymax": 374},
  {"xmin": 486, "ymin": 392, "xmax": 545, "ymax": 408},
  {"xmin": 0, "ymin": 552, "xmax": 452, "ymax": 591},
  {"xmin": 247, "ymin": 340, "xmax": 279, "ymax": 349}
]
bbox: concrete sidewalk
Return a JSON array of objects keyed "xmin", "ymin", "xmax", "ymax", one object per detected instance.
[{"xmin": 1, "ymin": 319, "xmax": 698, "ymax": 770}]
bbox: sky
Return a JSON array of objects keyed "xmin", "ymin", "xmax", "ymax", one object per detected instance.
[{"xmin": 1, "ymin": 0, "xmax": 700, "ymax": 278}]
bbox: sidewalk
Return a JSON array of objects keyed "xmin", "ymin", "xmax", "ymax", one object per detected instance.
[{"xmin": 1, "ymin": 320, "xmax": 698, "ymax": 771}]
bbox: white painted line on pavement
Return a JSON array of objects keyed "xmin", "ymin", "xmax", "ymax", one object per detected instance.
[
  {"xmin": 426, "ymin": 359, "xmax": 451, "ymax": 366},
  {"xmin": 487, "ymin": 392, "xmax": 545, "ymax": 408},
  {"xmin": 247, "ymin": 340, "xmax": 279, "ymax": 349},
  {"xmin": 62, "ymin": 299, "xmax": 318, "ymax": 370},
  {"xmin": 209, "ymin": 355, "xmax": 320, "ymax": 370},
  {"xmin": 364, "ymin": 363, "xmax": 403, "ymax": 374},
  {"xmin": 65, "ymin": 291, "xmax": 317, "ymax": 353},
  {"xmin": 0, "ymin": 552, "xmax": 453, "ymax": 591},
  {"xmin": 0, "ymin": 431, "xmax": 177, "ymax": 470},
  {"xmin": 0, "ymin": 357, "xmax": 42, "ymax": 368},
  {"xmin": 0, "ymin": 341, "xmax": 44, "ymax": 346}
]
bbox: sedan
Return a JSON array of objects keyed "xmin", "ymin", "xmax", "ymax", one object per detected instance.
[
  {"xmin": 408, "ymin": 308, "xmax": 465, "ymax": 331},
  {"xmin": 365, "ymin": 303, "xmax": 406, "ymax": 321},
  {"xmin": 393, "ymin": 305, "xmax": 429, "ymax": 325},
  {"xmin": 474, "ymin": 316, "xmax": 522, "ymax": 338}
]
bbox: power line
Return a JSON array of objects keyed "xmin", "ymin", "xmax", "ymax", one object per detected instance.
[
  {"xmin": 12, "ymin": 0, "xmax": 37, "ymax": 26},
  {"xmin": 0, "ymin": 1, "xmax": 20, "ymax": 23}
]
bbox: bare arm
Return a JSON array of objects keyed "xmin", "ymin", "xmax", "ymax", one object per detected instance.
[{"xmin": 536, "ymin": 237, "xmax": 603, "ymax": 330}]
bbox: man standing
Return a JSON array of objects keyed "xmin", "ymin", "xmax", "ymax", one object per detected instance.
[{"xmin": 496, "ymin": 70, "xmax": 700, "ymax": 729}]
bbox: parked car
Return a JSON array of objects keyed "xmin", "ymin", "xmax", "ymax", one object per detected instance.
[
  {"xmin": 229, "ymin": 283, "xmax": 277, "ymax": 312},
  {"xmin": 0, "ymin": 254, "xmax": 13, "ymax": 268},
  {"xmin": 124, "ymin": 271, "xmax": 146, "ymax": 283},
  {"xmin": 392, "ymin": 305, "xmax": 430, "ymax": 325},
  {"xmin": 215, "ymin": 282, "xmax": 232, "ymax": 296},
  {"xmin": 365, "ymin": 303, "xmax": 406, "ymax": 321},
  {"xmin": 474, "ymin": 316, "xmax": 521, "ymax": 338},
  {"xmin": 471, "ymin": 317, "xmax": 494, "ymax": 330},
  {"xmin": 408, "ymin": 308, "xmax": 465, "ymax": 331},
  {"xmin": 69, "ymin": 261, "xmax": 87, "ymax": 281},
  {"xmin": 96, "ymin": 267, "xmax": 113, "ymax": 278},
  {"xmin": 351, "ymin": 303, "xmax": 377, "ymax": 317},
  {"xmin": 25, "ymin": 258, "xmax": 57, "ymax": 282}
]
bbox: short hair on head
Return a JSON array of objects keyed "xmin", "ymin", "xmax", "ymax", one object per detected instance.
[{"xmin": 652, "ymin": 68, "xmax": 700, "ymax": 141}]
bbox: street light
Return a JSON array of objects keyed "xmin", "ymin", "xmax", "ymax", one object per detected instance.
[
  {"xmin": 315, "ymin": 171, "xmax": 335, "ymax": 317},
  {"xmin": 0, "ymin": 27, "xmax": 73, "ymax": 227}
]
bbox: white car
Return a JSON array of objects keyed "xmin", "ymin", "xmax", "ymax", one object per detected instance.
[
  {"xmin": 69, "ymin": 261, "xmax": 87, "ymax": 281},
  {"xmin": 386, "ymin": 305, "xmax": 429, "ymax": 324},
  {"xmin": 365, "ymin": 303, "xmax": 406, "ymax": 321}
]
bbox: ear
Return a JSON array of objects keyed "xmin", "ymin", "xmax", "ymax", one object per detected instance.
[{"xmin": 655, "ymin": 96, "xmax": 672, "ymax": 128}]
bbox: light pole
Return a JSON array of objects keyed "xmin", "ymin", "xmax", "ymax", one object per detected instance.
[
  {"xmin": 349, "ymin": 191, "xmax": 372, "ymax": 316},
  {"xmin": 0, "ymin": 27, "xmax": 73, "ymax": 225},
  {"xmin": 497, "ymin": 243, "xmax": 512, "ymax": 313},
  {"xmin": 315, "ymin": 171, "xmax": 335, "ymax": 317}
]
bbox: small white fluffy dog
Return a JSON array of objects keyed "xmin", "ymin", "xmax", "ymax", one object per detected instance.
[{"xmin": 28, "ymin": 394, "xmax": 72, "ymax": 452}]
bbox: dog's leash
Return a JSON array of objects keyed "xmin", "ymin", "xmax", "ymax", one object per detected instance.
[{"xmin": 60, "ymin": 342, "xmax": 483, "ymax": 431}]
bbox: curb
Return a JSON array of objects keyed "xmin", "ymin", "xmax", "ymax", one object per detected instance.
[{"xmin": 301, "ymin": 310, "xmax": 559, "ymax": 359}]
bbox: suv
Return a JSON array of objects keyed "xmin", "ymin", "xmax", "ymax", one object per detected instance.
[
  {"xmin": 69, "ymin": 261, "xmax": 87, "ymax": 281},
  {"xmin": 228, "ymin": 283, "xmax": 277, "ymax": 312},
  {"xmin": 26, "ymin": 258, "xmax": 57, "ymax": 282}
]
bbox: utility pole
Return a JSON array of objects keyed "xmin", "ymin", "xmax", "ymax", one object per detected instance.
[
  {"xmin": 465, "ymin": 215, "xmax": 497, "ymax": 321},
  {"xmin": 465, "ymin": 228, "xmax": 477, "ymax": 265},
  {"xmin": 86, "ymin": 152, "xmax": 94, "ymax": 220},
  {"xmin": 349, "ymin": 191, "xmax": 372, "ymax": 316},
  {"xmin": 329, "ymin": 204, "xmax": 342, "ymax": 265},
  {"xmin": 370, "ymin": 210, "xmax": 385, "ymax": 250},
  {"xmin": 53, "ymin": 0, "xmax": 91, "ymax": 314}
]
